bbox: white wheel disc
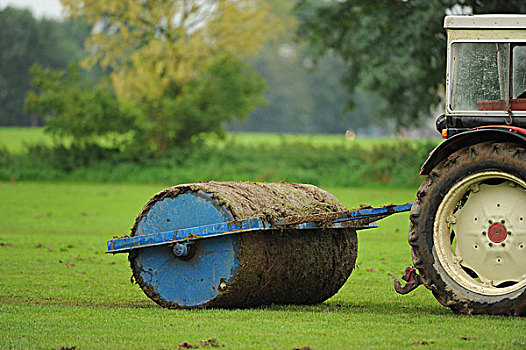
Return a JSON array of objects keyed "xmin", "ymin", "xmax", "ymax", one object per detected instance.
[{"xmin": 434, "ymin": 171, "xmax": 526, "ymax": 296}]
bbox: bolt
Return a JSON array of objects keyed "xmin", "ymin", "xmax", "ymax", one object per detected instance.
[
  {"xmin": 520, "ymin": 244, "xmax": 524, "ymax": 249},
  {"xmin": 489, "ymin": 219, "xmax": 493, "ymax": 224},
  {"xmin": 501, "ymin": 243, "xmax": 506, "ymax": 247},
  {"xmin": 489, "ymin": 242, "xmax": 493, "ymax": 247},
  {"xmin": 501, "ymin": 219, "xmax": 505, "ymax": 224},
  {"xmin": 497, "ymin": 258, "xmax": 502, "ymax": 263},
  {"xmin": 474, "ymin": 244, "xmax": 478, "ymax": 249},
  {"xmin": 218, "ymin": 281, "xmax": 228, "ymax": 292},
  {"xmin": 482, "ymin": 280, "xmax": 495, "ymax": 288},
  {"xmin": 469, "ymin": 184, "xmax": 480, "ymax": 193},
  {"xmin": 447, "ymin": 215, "xmax": 457, "ymax": 224},
  {"xmin": 173, "ymin": 243, "xmax": 188, "ymax": 257},
  {"xmin": 482, "ymin": 231, "xmax": 487, "ymax": 236}
]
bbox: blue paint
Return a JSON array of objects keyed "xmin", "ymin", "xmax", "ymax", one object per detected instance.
[
  {"xmin": 131, "ymin": 191, "xmax": 240, "ymax": 308},
  {"xmin": 278, "ymin": 203, "xmax": 414, "ymax": 228},
  {"xmin": 107, "ymin": 203, "xmax": 412, "ymax": 253},
  {"xmin": 107, "ymin": 216, "xmax": 266, "ymax": 253}
]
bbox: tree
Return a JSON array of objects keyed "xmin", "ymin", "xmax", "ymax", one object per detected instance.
[
  {"xmin": 295, "ymin": 0, "xmax": 526, "ymax": 127},
  {"xmin": 233, "ymin": 43, "xmax": 385, "ymax": 133},
  {"xmin": 55, "ymin": 0, "xmax": 283, "ymax": 150},
  {"xmin": 25, "ymin": 65, "xmax": 136, "ymax": 144},
  {"xmin": 229, "ymin": 0, "xmax": 385, "ymax": 134},
  {"xmin": 0, "ymin": 7, "xmax": 90, "ymax": 126}
]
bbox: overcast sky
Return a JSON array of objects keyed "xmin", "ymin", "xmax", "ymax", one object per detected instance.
[{"xmin": 1, "ymin": 0, "xmax": 63, "ymax": 19}]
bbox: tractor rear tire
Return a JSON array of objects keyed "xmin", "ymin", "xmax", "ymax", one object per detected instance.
[{"xmin": 410, "ymin": 142, "xmax": 526, "ymax": 315}]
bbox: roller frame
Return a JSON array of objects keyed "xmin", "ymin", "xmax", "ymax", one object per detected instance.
[{"xmin": 107, "ymin": 202, "xmax": 412, "ymax": 254}]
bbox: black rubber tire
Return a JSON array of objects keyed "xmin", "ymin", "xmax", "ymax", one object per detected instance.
[{"xmin": 409, "ymin": 142, "xmax": 526, "ymax": 315}]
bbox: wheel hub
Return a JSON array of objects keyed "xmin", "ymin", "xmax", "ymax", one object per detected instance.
[
  {"xmin": 453, "ymin": 181, "xmax": 526, "ymax": 286},
  {"xmin": 488, "ymin": 223, "xmax": 507, "ymax": 243},
  {"xmin": 434, "ymin": 172, "xmax": 526, "ymax": 295}
]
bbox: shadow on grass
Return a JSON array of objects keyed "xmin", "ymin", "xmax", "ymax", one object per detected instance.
[
  {"xmin": 0, "ymin": 295, "xmax": 446, "ymax": 315},
  {"xmin": 0, "ymin": 295, "xmax": 157, "ymax": 309},
  {"xmin": 260, "ymin": 301, "xmax": 453, "ymax": 317},
  {"xmin": 260, "ymin": 301, "xmax": 526, "ymax": 320},
  {"xmin": 3, "ymin": 295, "xmax": 522, "ymax": 321}
]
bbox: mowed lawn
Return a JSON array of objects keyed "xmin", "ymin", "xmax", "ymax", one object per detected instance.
[
  {"xmin": 0, "ymin": 127, "xmax": 439, "ymax": 154},
  {"xmin": 1, "ymin": 182, "xmax": 524, "ymax": 349}
]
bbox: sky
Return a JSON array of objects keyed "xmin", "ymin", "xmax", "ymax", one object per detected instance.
[{"xmin": 0, "ymin": 0, "xmax": 63, "ymax": 19}]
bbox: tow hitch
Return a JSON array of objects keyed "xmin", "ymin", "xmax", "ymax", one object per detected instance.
[{"xmin": 394, "ymin": 266, "xmax": 422, "ymax": 295}]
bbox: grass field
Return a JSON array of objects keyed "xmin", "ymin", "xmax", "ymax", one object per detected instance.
[
  {"xmin": 0, "ymin": 127, "xmax": 54, "ymax": 153},
  {"xmin": 1, "ymin": 182, "xmax": 525, "ymax": 349},
  {"xmin": 0, "ymin": 127, "xmax": 440, "ymax": 153},
  {"xmin": 0, "ymin": 127, "xmax": 441, "ymax": 188}
]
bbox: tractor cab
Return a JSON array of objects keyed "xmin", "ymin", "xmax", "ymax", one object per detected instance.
[{"xmin": 440, "ymin": 15, "xmax": 526, "ymax": 137}]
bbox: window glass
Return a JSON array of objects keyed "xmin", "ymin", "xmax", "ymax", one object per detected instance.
[
  {"xmin": 450, "ymin": 42, "xmax": 508, "ymax": 111},
  {"xmin": 512, "ymin": 45, "xmax": 526, "ymax": 98}
]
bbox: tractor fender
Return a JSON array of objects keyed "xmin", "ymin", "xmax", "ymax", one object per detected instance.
[{"xmin": 420, "ymin": 126, "xmax": 526, "ymax": 175}]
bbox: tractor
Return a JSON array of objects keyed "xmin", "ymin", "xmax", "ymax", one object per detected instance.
[
  {"xmin": 407, "ymin": 14, "xmax": 526, "ymax": 315},
  {"xmin": 106, "ymin": 15, "xmax": 526, "ymax": 316}
]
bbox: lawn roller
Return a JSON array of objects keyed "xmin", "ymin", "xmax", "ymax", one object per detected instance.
[{"xmin": 107, "ymin": 181, "xmax": 411, "ymax": 308}]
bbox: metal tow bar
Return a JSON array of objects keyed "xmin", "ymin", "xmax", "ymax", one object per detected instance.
[{"xmin": 107, "ymin": 203, "xmax": 413, "ymax": 254}]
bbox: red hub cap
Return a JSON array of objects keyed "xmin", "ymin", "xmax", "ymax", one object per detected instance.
[{"xmin": 488, "ymin": 223, "xmax": 507, "ymax": 243}]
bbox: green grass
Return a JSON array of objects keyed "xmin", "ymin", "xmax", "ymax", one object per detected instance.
[
  {"xmin": 1, "ymin": 182, "xmax": 525, "ymax": 349},
  {"xmin": 0, "ymin": 127, "xmax": 440, "ymax": 153},
  {"xmin": 0, "ymin": 128, "xmax": 440, "ymax": 188},
  {"xmin": 0, "ymin": 127, "xmax": 54, "ymax": 153},
  {"xmin": 217, "ymin": 132, "xmax": 419, "ymax": 149}
]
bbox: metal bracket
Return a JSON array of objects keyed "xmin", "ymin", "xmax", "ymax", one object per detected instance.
[
  {"xmin": 394, "ymin": 266, "xmax": 423, "ymax": 295},
  {"xmin": 107, "ymin": 203, "xmax": 413, "ymax": 254}
]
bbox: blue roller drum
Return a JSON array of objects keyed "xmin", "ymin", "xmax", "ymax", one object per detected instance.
[{"xmin": 128, "ymin": 181, "xmax": 358, "ymax": 308}]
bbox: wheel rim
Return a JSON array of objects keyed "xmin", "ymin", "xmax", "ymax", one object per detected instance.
[{"xmin": 434, "ymin": 171, "xmax": 526, "ymax": 296}]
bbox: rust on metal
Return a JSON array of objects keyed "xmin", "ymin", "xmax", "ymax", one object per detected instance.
[{"xmin": 394, "ymin": 266, "xmax": 423, "ymax": 295}]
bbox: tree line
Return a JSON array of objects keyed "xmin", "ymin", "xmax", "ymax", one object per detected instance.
[
  {"xmin": 0, "ymin": 2, "xmax": 384, "ymax": 141},
  {"xmin": 2, "ymin": 0, "xmax": 525, "ymax": 155},
  {"xmin": 0, "ymin": 7, "xmax": 90, "ymax": 126}
]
